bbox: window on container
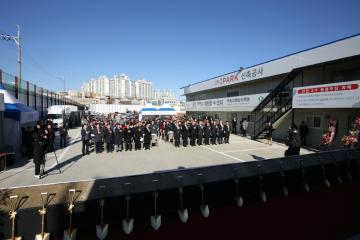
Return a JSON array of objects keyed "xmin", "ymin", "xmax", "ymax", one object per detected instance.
[
  {"xmin": 306, "ymin": 115, "xmax": 322, "ymax": 129},
  {"xmin": 227, "ymin": 90, "xmax": 239, "ymax": 97}
]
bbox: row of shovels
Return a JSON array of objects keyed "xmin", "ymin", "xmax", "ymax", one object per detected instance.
[{"xmin": 6, "ymin": 158, "xmax": 354, "ymax": 240}]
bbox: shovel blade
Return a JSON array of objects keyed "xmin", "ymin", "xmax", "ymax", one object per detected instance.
[
  {"xmin": 200, "ymin": 204, "xmax": 210, "ymax": 218},
  {"xmin": 259, "ymin": 191, "xmax": 267, "ymax": 203},
  {"xmin": 303, "ymin": 183, "xmax": 310, "ymax": 193},
  {"xmin": 35, "ymin": 232, "xmax": 50, "ymax": 240},
  {"xmin": 63, "ymin": 229, "xmax": 77, "ymax": 240},
  {"xmin": 282, "ymin": 186, "xmax": 289, "ymax": 197},
  {"xmin": 96, "ymin": 224, "xmax": 109, "ymax": 240},
  {"xmin": 150, "ymin": 215, "xmax": 162, "ymax": 231},
  {"xmin": 122, "ymin": 218, "xmax": 134, "ymax": 235},
  {"xmin": 235, "ymin": 196, "xmax": 244, "ymax": 207},
  {"xmin": 178, "ymin": 208, "xmax": 188, "ymax": 223},
  {"xmin": 6, "ymin": 237, "xmax": 22, "ymax": 240}
]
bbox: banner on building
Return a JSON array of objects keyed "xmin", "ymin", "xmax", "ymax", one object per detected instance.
[
  {"xmin": 292, "ymin": 80, "xmax": 360, "ymax": 108},
  {"xmin": 185, "ymin": 93, "xmax": 268, "ymax": 111}
]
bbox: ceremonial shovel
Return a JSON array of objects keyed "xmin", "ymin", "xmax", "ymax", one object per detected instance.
[
  {"xmin": 63, "ymin": 189, "xmax": 79, "ymax": 240},
  {"xmin": 177, "ymin": 175, "xmax": 188, "ymax": 223},
  {"xmin": 35, "ymin": 192, "xmax": 54, "ymax": 240},
  {"xmin": 122, "ymin": 183, "xmax": 134, "ymax": 235},
  {"xmin": 199, "ymin": 184, "xmax": 209, "ymax": 218},
  {"xmin": 233, "ymin": 169, "xmax": 244, "ymax": 207},
  {"xmin": 150, "ymin": 180, "xmax": 161, "ymax": 230},
  {"xmin": 234, "ymin": 178, "xmax": 244, "ymax": 207},
  {"xmin": 7, "ymin": 195, "xmax": 22, "ymax": 240},
  {"xmin": 96, "ymin": 186, "xmax": 108, "ymax": 240},
  {"xmin": 198, "ymin": 173, "xmax": 209, "ymax": 218}
]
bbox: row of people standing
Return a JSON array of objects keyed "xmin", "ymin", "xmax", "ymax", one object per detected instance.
[
  {"xmin": 163, "ymin": 120, "xmax": 232, "ymax": 147},
  {"xmin": 81, "ymin": 121, "xmax": 153, "ymax": 155}
]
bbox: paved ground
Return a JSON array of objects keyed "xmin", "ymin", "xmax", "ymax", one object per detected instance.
[{"xmin": 0, "ymin": 127, "xmax": 316, "ymax": 189}]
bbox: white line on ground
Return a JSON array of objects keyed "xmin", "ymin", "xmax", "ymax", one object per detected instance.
[{"xmin": 201, "ymin": 145, "xmax": 246, "ymax": 162}]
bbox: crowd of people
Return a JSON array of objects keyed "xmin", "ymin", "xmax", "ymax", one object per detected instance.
[
  {"xmin": 27, "ymin": 112, "xmax": 315, "ymax": 178},
  {"xmin": 79, "ymin": 115, "xmax": 236, "ymax": 155}
]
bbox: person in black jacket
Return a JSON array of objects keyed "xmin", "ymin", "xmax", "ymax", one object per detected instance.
[
  {"xmin": 218, "ymin": 120, "xmax": 224, "ymax": 144},
  {"xmin": 81, "ymin": 124, "xmax": 90, "ymax": 155},
  {"xmin": 196, "ymin": 121, "xmax": 204, "ymax": 145},
  {"xmin": 93, "ymin": 124, "xmax": 103, "ymax": 153},
  {"xmin": 114, "ymin": 124, "xmax": 124, "ymax": 152},
  {"xmin": 33, "ymin": 127, "xmax": 46, "ymax": 178},
  {"xmin": 224, "ymin": 121, "xmax": 230, "ymax": 144},
  {"xmin": 47, "ymin": 123, "xmax": 55, "ymax": 152},
  {"xmin": 231, "ymin": 117, "xmax": 237, "ymax": 134},
  {"xmin": 189, "ymin": 121, "xmax": 197, "ymax": 146},
  {"xmin": 204, "ymin": 122, "xmax": 211, "ymax": 145},
  {"xmin": 181, "ymin": 122, "xmax": 189, "ymax": 147},
  {"xmin": 210, "ymin": 123, "xmax": 218, "ymax": 145},
  {"xmin": 299, "ymin": 121, "xmax": 309, "ymax": 146},
  {"xmin": 173, "ymin": 121, "xmax": 181, "ymax": 147},
  {"xmin": 124, "ymin": 124, "xmax": 133, "ymax": 151},
  {"xmin": 103, "ymin": 124, "xmax": 113, "ymax": 153},
  {"xmin": 143, "ymin": 123, "xmax": 152, "ymax": 150},
  {"xmin": 133, "ymin": 123, "xmax": 142, "ymax": 151},
  {"xmin": 58, "ymin": 123, "xmax": 68, "ymax": 148}
]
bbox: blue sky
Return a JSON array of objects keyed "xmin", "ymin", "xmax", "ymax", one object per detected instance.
[{"xmin": 1, "ymin": 0, "xmax": 360, "ymax": 97}]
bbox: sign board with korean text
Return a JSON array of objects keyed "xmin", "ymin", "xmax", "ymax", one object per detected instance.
[
  {"xmin": 0, "ymin": 93, "xmax": 4, "ymax": 111},
  {"xmin": 180, "ymin": 35, "xmax": 360, "ymax": 95},
  {"xmin": 292, "ymin": 80, "xmax": 360, "ymax": 108},
  {"xmin": 185, "ymin": 93, "xmax": 268, "ymax": 112}
]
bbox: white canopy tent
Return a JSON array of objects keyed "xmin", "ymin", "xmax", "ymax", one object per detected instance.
[{"xmin": 139, "ymin": 103, "xmax": 177, "ymax": 120}]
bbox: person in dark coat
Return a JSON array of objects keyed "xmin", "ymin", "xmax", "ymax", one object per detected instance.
[
  {"xmin": 33, "ymin": 130, "xmax": 46, "ymax": 178},
  {"xmin": 210, "ymin": 123, "xmax": 218, "ymax": 145},
  {"xmin": 231, "ymin": 117, "xmax": 237, "ymax": 134},
  {"xmin": 47, "ymin": 123, "xmax": 55, "ymax": 152},
  {"xmin": 299, "ymin": 121, "xmax": 309, "ymax": 146},
  {"xmin": 133, "ymin": 123, "xmax": 143, "ymax": 151},
  {"xmin": 173, "ymin": 122, "xmax": 181, "ymax": 147},
  {"xmin": 182, "ymin": 122, "xmax": 189, "ymax": 147},
  {"xmin": 189, "ymin": 122, "xmax": 197, "ymax": 146},
  {"xmin": 143, "ymin": 123, "xmax": 152, "ymax": 150},
  {"xmin": 81, "ymin": 124, "xmax": 90, "ymax": 155},
  {"xmin": 114, "ymin": 124, "xmax": 124, "ymax": 152},
  {"xmin": 58, "ymin": 123, "xmax": 68, "ymax": 148},
  {"xmin": 196, "ymin": 121, "xmax": 204, "ymax": 145},
  {"xmin": 265, "ymin": 121, "xmax": 274, "ymax": 145},
  {"xmin": 218, "ymin": 120, "xmax": 224, "ymax": 144},
  {"xmin": 204, "ymin": 122, "xmax": 211, "ymax": 145},
  {"xmin": 103, "ymin": 124, "xmax": 113, "ymax": 153},
  {"xmin": 93, "ymin": 124, "xmax": 103, "ymax": 153},
  {"xmin": 124, "ymin": 124, "xmax": 133, "ymax": 151},
  {"xmin": 224, "ymin": 121, "xmax": 230, "ymax": 144},
  {"xmin": 285, "ymin": 129, "xmax": 300, "ymax": 156}
]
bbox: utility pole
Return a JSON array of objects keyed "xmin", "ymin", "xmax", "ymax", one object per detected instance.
[
  {"xmin": 0, "ymin": 25, "xmax": 21, "ymax": 86},
  {"xmin": 16, "ymin": 25, "xmax": 21, "ymax": 87}
]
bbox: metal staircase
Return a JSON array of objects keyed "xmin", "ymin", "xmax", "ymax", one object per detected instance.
[{"xmin": 252, "ymin": 68, "xmax": 302, "ymax": 139}]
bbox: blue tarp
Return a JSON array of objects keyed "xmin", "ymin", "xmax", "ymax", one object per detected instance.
[{"xmin": 0, "ymin": 83, "xmax": 39, "ymax": 123}]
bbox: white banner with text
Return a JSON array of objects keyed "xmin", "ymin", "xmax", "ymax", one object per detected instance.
[{"xmin": 292, "ymin": 80, "xmax": 360, "ymax": 108}]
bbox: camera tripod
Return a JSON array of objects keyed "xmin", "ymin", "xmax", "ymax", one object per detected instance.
[{"xmin": 40, "ymin": 148, "xmax": 62, "ymax": 179}]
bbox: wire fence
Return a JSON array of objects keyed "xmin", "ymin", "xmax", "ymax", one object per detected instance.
[{"xmin": 0, "ymin": 68, "xmax": 83, "ymax": 119}]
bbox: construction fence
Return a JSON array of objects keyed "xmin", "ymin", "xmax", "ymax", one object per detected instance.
[{"xmin": 0, "ymin": 69, "xmax": 84, "ymax": 119}]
